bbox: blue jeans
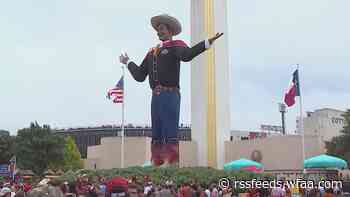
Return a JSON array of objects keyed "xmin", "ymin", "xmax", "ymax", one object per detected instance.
[{"xmin": 151, "ymin": 90, "xmax": 180, "ymax": 144}]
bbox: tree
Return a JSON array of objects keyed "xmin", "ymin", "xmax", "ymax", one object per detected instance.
[
  {"xmin": 15, "ymin": 122, "xmax": 65, "ymax": 175},
  {"xmin": 0, "ymin": 135, "xmax": 15, "ymax": 164},
  {"xmin": 62, "ymin": 136, "xmax": 84, "ymax": 171},
  {"xmin": 326, "ymin": 109, "xmax": 350, "ymax": 163}
]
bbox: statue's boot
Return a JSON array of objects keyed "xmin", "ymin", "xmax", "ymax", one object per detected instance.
[
  {"xmin": 165, "ymin": 142, "xmax": 179, "ymax": 167},
  {"xmin": 151, "ymin": 142, "xmax": 164, "ymax": 166}
]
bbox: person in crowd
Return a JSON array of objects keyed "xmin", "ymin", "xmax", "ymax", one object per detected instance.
[
  {"xmin": 333, "ymin": 182, "xmax": 342, "ymax": 197},
  {"xmin": 76, "ymin": 175, "xmax": 93, "ymax": 197},
  {"xmin": 179, "ymin": 182, "xmax": 192, "ymax": 197},
  {"xmin": 96, "ymin": 177, "xmax": 107, "ymax": 197},
  {"xmin": 60, "ymin": 181, "xmax": 70, "ymax": 196},
  {"xmin": 318, "ymin": 184, "xmax": 325, "ymax": 197},
  {"xmin": 137, "ymin": 185, "xmax": 145, "ymax": 197},
  {"xmin": 323, "ymin": 188, "xmax": 334, "ymax": 197},
  {"xmin": 284, "ymin": 185, "xmax": 291, "ymax": 197},
  {"xmin": 14, "ymin": 191, "xmax": 24, "ymax": 197},
  {"xmin": 307, "ymin": 185, "xmax": 318, "ymax": 197},
  {"xmin": 159, "ymin": 184, "xmax": 172, "ymax": 197},
  {"xmin": 290, "ymin": 183, "xmax": 299, "ymax": 197},
  {"xmin": 0, "ymin": 187, "xmax": 12, "ymax": 197},
  {"xmin": 204, "ymin": 185, "xmax": 210, "ymax": 197},
  {"xmin": 47, "ymin": 179, "xmax": 65, "ymax": 197},
  {"xmin": 144, "ymin": 182, "xmax": 153, "ymax": 196},
  {"xmin": 210, "ymin": 184, "xmax": 219, "ymax": 197},
  {"xmin": 128, "ymin": 183, "xmax": 145, "ymax": 197},
  {"xmin": 298, "ymin": 185, "xmax": 306, "ymax": 197},
  {"xmin": 248, "ymin": 187, "xmax": 259, "ymax": 197},
  {"xmin": 153, "ymin": 186, "xmax": 161, "ymax": 197}
]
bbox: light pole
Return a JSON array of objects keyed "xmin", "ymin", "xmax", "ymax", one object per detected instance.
[{"xmin": 279, "ymin": 103, "xmax": 287, "ymax": 135}]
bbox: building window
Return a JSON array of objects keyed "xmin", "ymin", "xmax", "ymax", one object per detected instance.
[{"xmin": 331, "ymin": 117, "xmax": 345, "ymax": 125}]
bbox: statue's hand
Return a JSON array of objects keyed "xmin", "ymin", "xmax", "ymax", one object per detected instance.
[
  {"xmin": 208, "ymin": 32, "xmax": 224, "ymax": 45},
  {"xmin": 119, "ymin": 53, "xmax": 129, "ymax": 65}
]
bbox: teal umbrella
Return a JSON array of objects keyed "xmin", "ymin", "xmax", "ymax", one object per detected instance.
[
  {"xmin": 224, "ymin": 158, "xmax": 263, "ymax": 171},
  {"xmin": 304, "ymin": 154, "xmax": 348, "ymax": 169},
  {"xmin": 142, "ymin": 160, "xmax": 152, "ymax": 167}
]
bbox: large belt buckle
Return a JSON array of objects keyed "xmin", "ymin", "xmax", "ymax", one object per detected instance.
[{"xmin": 154, "ymin": 85, "xmax": 161, "ymax": 95}]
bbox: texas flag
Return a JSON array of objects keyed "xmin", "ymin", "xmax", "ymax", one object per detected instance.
[{"xmin": 284, "ymin": 69, "xmax": 301, "ymax": 107}]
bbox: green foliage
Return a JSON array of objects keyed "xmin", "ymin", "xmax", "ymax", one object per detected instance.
[
  {"xmin": 326, "ymin": 109, "xmax": 350, "ymax": 163},
  {"xmin": 0, "ymin": 135, "xmax": 15, "ymax": 164},
  {"xmin": 58, "ymin": 166, "xmax": 272, "ymax": 191},
  {"xmin": 62, "ymin": 136, "xmax": 84, "ymax": 171},
  {"xmin": 0, "ymin": 176, "xmax": 6, "ymax": 183},
  {"xmin": 15, "ymin": 122, "xmax": 65, "ymax": 175}
]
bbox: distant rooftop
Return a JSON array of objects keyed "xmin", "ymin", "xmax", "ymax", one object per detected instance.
[
  {"xmin": 53, "ymin": 124, "xmax": 191, "ymax": 132},
  {"xmin": 314, "ymin": 108, "xmax": 345, "ymax": 113}
]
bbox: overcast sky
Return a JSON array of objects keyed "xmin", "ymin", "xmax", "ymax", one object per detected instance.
[{"xmin": 1, "ymin": 0, "xmax": 349, "ymax": 135}]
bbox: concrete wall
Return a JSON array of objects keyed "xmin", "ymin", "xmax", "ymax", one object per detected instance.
[
  {"xmin": 86, "ymin": 137, "xmax": 198, "ymax": 169},
  {"xmin": 87, "ymin": 137, "xmax": 151, "ymax": 169},
  {"xmin": 179, "ymin": 141, "xmax": 198, "ymax": 167},
  {"xmin": 225, "ymin": 135, "xmax": 324, "ymax": 170},
  {"xmin": 84, "ymin": 158, "xmax": 100, "ymax": 170},
  {"xmin": 86, "ymin": 135, "xmax": 326, "ymax": 170}
]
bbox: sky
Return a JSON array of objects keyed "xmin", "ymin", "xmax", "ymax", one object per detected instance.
[{"xmin": 1, "ymin": 0, "xmax": 349, "ymax": 135}]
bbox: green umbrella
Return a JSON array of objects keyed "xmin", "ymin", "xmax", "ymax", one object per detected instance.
[
  {"xmin": 224, "ymin": 158, "xmax": 263, "ymax": 171},
  {"xmin": 304, "ymin": 154, "xmax": 348, "ymax": 169}
]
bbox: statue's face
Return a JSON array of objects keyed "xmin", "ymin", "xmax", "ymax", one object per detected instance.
[{"xmin": 157, "ymin": 24, "xmax": 173, "ymax": 41}]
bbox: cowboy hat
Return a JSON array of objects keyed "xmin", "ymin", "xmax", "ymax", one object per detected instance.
[{"xmin": 151, "ymin": 14, "xmax": 182, "ymax": 35}]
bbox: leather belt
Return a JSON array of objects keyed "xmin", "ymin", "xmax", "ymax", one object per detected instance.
[{"xmin": 153, "ymin": 85, "xmax": 179, "ymax": 95}]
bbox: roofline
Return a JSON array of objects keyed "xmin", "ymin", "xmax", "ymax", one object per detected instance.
[{"xmin": 314, "ymin": 108, "xmax": 345, "ymax": 113}]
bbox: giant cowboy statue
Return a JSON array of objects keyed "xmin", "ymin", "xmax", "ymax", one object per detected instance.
[{"xmin": 119, "ymin": 14, "xmax": 223, "ymax": 167}]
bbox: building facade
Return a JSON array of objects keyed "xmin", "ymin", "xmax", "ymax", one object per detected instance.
[
  {"xmin": 229, "ymin": 128, "xmax": 285, "ymax": 142},
  {"xmin": 61, "ymin": 108, "xmax": 349, "ymax": 169},
  {"xmin": 0, "ymin": 130, "xmax": 10, "ymax": 136},
  {"xmin": 301, "ymin": 108, "xmax": 346, "ymax": 145},
  {"xmin": 54, "ymin": 125, "xmax": 191, "ymax": 158}
]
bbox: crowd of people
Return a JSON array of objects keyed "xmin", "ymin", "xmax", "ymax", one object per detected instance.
[
  {"xmin": 0, "ymin": 175, "xmax": 225, "ymax": 197},
  {"xmin": 0, "ymin": 174, "xmax": 347, "ymax": 197}
]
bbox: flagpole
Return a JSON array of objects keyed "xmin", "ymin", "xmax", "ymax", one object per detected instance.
[
  {"xmin": 297, "ymin": 64, "xmax": 306, "ymax": 172},
  {"xmin": 121, "ymin": 64, "xmax": 125, "ymax": 168}
]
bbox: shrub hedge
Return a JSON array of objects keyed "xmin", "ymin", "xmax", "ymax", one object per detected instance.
[{"xmin": 58, "ymin": 166, "xmax": 274, "ymax": 192}]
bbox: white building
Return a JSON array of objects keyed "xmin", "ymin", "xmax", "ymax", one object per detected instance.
[
  {"xmin": 301, "ymin": 108, "xmax": 346, "ymax": 147},
  {"xmin": 229, "ymin": 129, "xmax": 281, "ymax": 142}
]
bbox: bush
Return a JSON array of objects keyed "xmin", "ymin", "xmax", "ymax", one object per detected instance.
[
  {"xmin": 58, "ymin": 166, "xmax": 274, "ymax": 189},
  {"xmin": 0, "ymin": 176, "xmax": 6, "ymax": 183}
]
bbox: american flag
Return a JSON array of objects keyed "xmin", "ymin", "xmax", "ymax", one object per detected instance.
[{"xmin": 107, "ymin": 76, "xmax": 123, "ymax": 103}]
